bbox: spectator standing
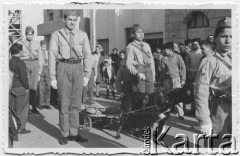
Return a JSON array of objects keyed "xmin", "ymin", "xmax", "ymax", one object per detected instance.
[
  {"xmin": 95, "ymin": 46, "xmax": 107, "ymax": 97},
  {"xmin": 38, "ymin": 40, "xmax": 51, "ymax": 110},
  {"xmin": 9, "ymin": 43, "xmax": 31, "ymax": 134},
  {"xmin": 102, "ymin": 59, "xmax": 116, "ymax": 99},
  {"xmin": 110, "ymin": 48, "xmax": 119, "ymax": 75},
  {"xmin": 82, "ymin": 45, "xmax": 101, "ymax": 104},
  {"xmin": 160, "ymin": 42, "xmax": 186, "ymax": 120}
]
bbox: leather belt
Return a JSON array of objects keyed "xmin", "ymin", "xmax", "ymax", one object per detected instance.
[
  {"xmin": 59, "ymin": 59, "xmax": 82, "ymax": 64},
  {"xmin": 135, "ymin": 64, "xmax": 151, "ymax": 68}
]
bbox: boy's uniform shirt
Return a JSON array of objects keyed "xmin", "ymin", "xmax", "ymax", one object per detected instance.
[
  {"xmin": 125, "ymin": 40, "xmax": 155, "ymax": 80},
  {"xmin": 20, "ymin": 39, "xmax": 40, "ymax": 60}
]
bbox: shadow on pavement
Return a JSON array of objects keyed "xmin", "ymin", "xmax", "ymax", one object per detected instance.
[
  {"xmin": 28, "ymin": 113, "xmax": 61, "ymax": 141},
  {"xmin": 166, "ymin": 117, "xmax": 200, "ymax": 134},
  {"xmin": 75, "ymin": 129, "xmax": 127, "ymax": 148}
]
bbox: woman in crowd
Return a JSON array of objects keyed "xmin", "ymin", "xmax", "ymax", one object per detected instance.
[{"xmin": 95, "ymin": 45, "xmax": 107, "ymax": 97}]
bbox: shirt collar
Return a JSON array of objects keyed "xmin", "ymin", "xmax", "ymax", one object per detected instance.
[
  {"xmin": 134, "ymin": 40, "xmax": 143, "ymax": 47},
  {"xmin": 64, "ymin": 28, "xmax": 76, "ymax": 36}
]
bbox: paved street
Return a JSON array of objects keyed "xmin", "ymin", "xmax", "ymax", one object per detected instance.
[{"xmin": 13, "ymin": 87, "xmax": 204, "ymax": 149}]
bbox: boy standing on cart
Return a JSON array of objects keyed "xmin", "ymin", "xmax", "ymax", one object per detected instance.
[{"xmin": 125, "ymin": 24, "xmax": 155, "ymax": 112}]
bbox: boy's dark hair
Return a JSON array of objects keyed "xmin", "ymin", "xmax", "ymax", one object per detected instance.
[
  {"xmin": 131, "ymin": 24, "xmax": 143, "ymax": 34},
  {"xmin": 192, "ymin": 38, "xmax": 201, "ymax": 44},
  {"xmin": 119, "ymin": 50, "xmax": 125, "ymax": 56},
  {"xmin": 184, "ymin": 39, "xmax": 192, "ymax": 46},
  {"xmin": 112, "ymin": 48, "xmax": 118, "ymax": 52},
  {"xmin": 200, "ymin": 38, "xmax": 213, "ymax": 49},
  {"xmin": 163, "ymin": 42, "xmax": 174, "ymax": 51},
  {"xmin": 40, "ymin": 40, "xmax": 46, "ymax": 46},
  {"xmin": 10, "ymin": 43, "xmax": 22, "ymax": 55}
]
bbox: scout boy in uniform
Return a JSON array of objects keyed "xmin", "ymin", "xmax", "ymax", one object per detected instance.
[
  {"xmin": 49, "ymin": 10, "xmax": 92, "ymax": 145},
  {"xmin": 20, "ymin": 26, "xmax": 40, "ymax": 115},
  {"xmin": 125, "ymin": 24, "xmax": 155, "ymax": 111}
]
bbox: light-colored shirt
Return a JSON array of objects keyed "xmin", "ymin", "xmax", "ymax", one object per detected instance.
[
  {"xmin": 39, "ymin": 49, "xmax": 48, "ymax": 74},
  {"xmin": 20, "ymin": 39, "xmax": 40, "ymax": 60},
  {"xmin": 125, "ymin": 40, "xmax": 155, "ymax": 80},
  {"xmin": 187, "ymin": 49, "xmax": 203, "ymax": 71},
  {"xmin": 49, "ymin": 28, "xmax": 92, "ymax": 80},
  {"xmin": 194, "ymin": 51, "xmax": 231, "ymax": 116},
  {"xmin": 161, "ymin": 53, "xmax": 186, "ymax": 82}
]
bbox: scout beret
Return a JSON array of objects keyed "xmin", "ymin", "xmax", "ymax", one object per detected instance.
[
  {"xmin": 63, "ymin": 10, "xmax": 79, "ymax": 18},
  {"xmin": 216, "ymin": 17, "xmax": 231, "ymax": 29},
  {"xmin": 25, "ymin": 26, "xmax": 34, "ymax": 34},
  {"xmin": 131, "ymin": 24, "xmax": 143, "ymax": 34},
  {"xmin": 40, "ymin": 40, "xmax": 47, "ymax": 46}
]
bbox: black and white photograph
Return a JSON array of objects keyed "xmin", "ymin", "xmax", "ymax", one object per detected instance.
[{"xmin": 1, "ymin": 1, "xmax": 239, "ymax": 155}]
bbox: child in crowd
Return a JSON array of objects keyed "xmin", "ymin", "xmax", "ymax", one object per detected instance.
[
  {"xmin": 110, "ymin": 48, "xmax": 119, "ymax": 75},
  {"xmin": 102, "ymin": 59, "xmax": 116, "ymax": 99},
  {"xmin": 9, "ymin": 43, "xmax": 31, "ymax": 134},
  {"xmin": 118, "ymin": 50, "xmax": 126, "ymax": 68}
]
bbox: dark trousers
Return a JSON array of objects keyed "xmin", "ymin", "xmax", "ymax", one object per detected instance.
[
  {"xmin": 24, "ymin": 60, "xmax": 39, "ymax": 109},
  {"xmin": 14, "ymin": 92, "xmax": 29, "ymax": 130},
  {"xmin": 57, "ymin": 62, "xmax": 83, "ymax": 137},
  {"xmin": 38, "ymin": 66, "xmax": 51, "ymax": 105},
  {"xmin": 82, "ymin": 69, "xmax": 95, "ymax": 103}
]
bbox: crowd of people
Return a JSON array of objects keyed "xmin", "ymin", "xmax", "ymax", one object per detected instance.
[{"xmin": 8, "ymin": 9, "xmax": 232, "ymax": 148}]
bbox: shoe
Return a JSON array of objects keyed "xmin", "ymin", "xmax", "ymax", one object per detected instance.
[
  {"xmin": 18, "ymin": 129, "xmax": 31, "ymax": 134},
  {"xmin": 59, "ymin": 136, "xmax": 68, "ymax": 145},
  {"xmin": 68, "ymin": 135, "xmax": 88, "ymax": 142},
  {"xmin": 38, "ymin": 105, "xmax": 44, "ymax": 110},
  {"xmin": 96, "ymin": 94, "xmax": 100, "ymax": 98},
  {"xmin": 115, "ymin": 134, "xmax": 121, "ymax": 139},
  {"xmin": 31, "ymin": 108, "xmax": 40, "ymax": 114},
  {"xmin": 178, "ymin": 115, "xmax": 185, "ymax": 120},
  {"xmin": 44, "ymin": 105, "xmax": 52, "ymax": 109}
]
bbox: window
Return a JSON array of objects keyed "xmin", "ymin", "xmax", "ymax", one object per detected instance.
[
  {"xmin": 49, "ymin": 12, "xmax": 53, "ymax": 21},
  {"xmin": 187, "ymin": 11, "xmax": 209, "ymax": 29}
]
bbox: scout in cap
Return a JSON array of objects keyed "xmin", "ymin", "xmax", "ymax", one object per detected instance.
[
  {"xmin": 125, "ymin": 23, "xmax": 155, "ymax": 111},
  {"xmin": 194, "ymin": 17, "xmax": 232, "ymax": 143},
  {"xmin": 49, "ymin": 9, "xmax": 91, "ymax": 144},
  {"xmin": 20, "ymin": 26, "xmax": 41, "ymax": 115},
  {"xmin": 38, "ymin": 40, "xmax": 51, "ymax": 110}
]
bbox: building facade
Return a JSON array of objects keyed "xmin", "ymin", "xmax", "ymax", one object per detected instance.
[
  {"xmin": 37, "ymin": 9, "xmax": 164, "ymax": 54},
  {"xmin": 164, "ymin": 9, "xmax": 231, "ymax": 44},
  {"xmin": 37, "ymin": 9, "xmax": 231, "ymax": 53}
]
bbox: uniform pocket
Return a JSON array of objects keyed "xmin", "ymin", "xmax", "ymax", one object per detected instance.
[{"xmin": 76, "ymin": 42, "xmax": 84, "ymax": 56}]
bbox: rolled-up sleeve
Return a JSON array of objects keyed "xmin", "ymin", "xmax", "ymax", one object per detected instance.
[
  {"xmin": 49, "ymin": 32, "xmax": 58, "ymax": 81},
  {"xmin": 82, "ymin": 32, "xmax": 92, "ymax": 78}
]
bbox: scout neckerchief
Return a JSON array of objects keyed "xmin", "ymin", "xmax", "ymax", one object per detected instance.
[
  {"xmin": 213, "ymin": 53, "xmax": 232, "ymax": 70},
  {"xmin": 59, "ymin": 30, "xmax": 83, "ymax": 60},
  {"xmin": 21, "ymin": 40, "xmax": 36, "ymax": 59},
  {"xmin": 131, "ymin": 42, "xmax": 152, "ymax": 58}
]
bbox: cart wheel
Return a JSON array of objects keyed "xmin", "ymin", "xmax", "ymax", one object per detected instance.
[{"xmin": 84, "ymin": 116, "xmax": 92, "ymax": 131}]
